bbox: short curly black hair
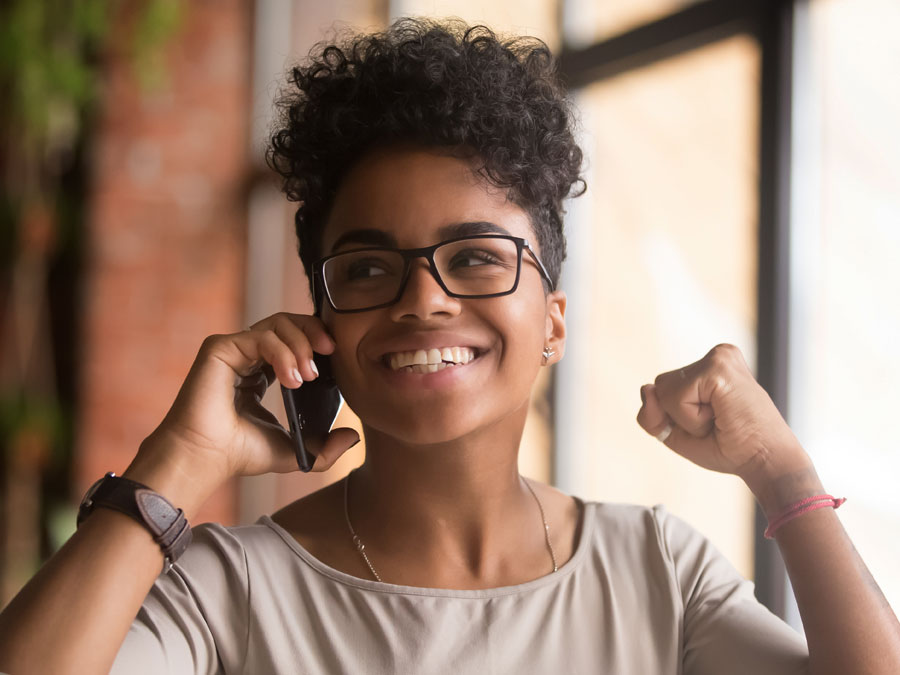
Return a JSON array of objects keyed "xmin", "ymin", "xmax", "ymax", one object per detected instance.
[{"xmin": 267, "ymin": 17, "xmax": 585, "ymax": 301}]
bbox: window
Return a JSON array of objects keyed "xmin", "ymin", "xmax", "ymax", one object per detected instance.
[
  {"xmin": 556, "ymin": 35, "xmax": 761, "ymax": 578},
  {"xmin": 787, "ymin": 0, "xmax": 900, "ymax": 617}
]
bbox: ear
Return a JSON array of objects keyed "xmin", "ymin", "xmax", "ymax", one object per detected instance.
[{"xmin": 543, "ymin": 289, "xmax": 566, "ymax": 365}]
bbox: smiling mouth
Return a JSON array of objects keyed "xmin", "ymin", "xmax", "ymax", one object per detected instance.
[{"xmin": 381, "ymin": 347, "xmax": 483, "ymax": 373}]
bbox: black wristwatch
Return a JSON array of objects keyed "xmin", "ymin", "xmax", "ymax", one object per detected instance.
[{"xmin": 77, "ymin": 472, "xmax": 192, "ymax": 573}]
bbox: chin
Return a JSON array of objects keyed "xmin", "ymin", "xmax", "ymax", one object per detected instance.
[
  {"xmin": 355, "ymin": 405, "xmax": 485, "ymax": 447},
  {"xmin": 387, "ymin": 419, "xmax": 479, "ymax": 446}
]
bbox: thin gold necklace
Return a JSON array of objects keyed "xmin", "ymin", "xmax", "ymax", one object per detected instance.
[{"xmin": 343, "ymin": 467, "xmax": 558, "ymax": 583}]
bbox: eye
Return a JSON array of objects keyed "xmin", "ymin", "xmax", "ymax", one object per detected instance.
[
  {"xmin": 449, "ymin": 250, "xmax": 503, "ymax": 268},
  {"xmin": 346, "ymin": 260, "xmax": 390, "ymax": 280}
]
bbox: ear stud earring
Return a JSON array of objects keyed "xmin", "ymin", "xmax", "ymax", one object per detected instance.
[{"xmin": 542, "ymin": 347, "xmax": 556, "ymax": 363}]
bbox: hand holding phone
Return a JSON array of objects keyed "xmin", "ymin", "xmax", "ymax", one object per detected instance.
[
  {"xmin": 281, "ymin": 352, "xmax": 344, "ymax": 472},
  {"xmin": 133, "ymin": 312, "xmax": 357, "ymax": 506}
]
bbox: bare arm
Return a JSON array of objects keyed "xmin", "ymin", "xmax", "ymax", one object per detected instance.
[
  {"xmin": 0, "ymin": 442, "xmax": 224, "ymax": 675},
  {"xmin": 744, "ymin": 447, "xmax": 900, "ymax": 675},
  {"xmin": 638, "ymin": 343, "xmax": 900, "ymax": 674},
  {"xmin": 0, "ymin": 317, "xmax": 356, "ymax": 674}
]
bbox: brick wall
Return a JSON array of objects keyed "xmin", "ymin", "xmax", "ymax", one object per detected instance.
[{"xmin": 75, "ymin": 1, "xmax": 253, "ymax": 525}]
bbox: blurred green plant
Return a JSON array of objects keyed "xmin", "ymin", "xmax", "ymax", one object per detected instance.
[
  {"xmin": 0, "ymin": 0, "xmax": 182, "ymax": 598},
  {"xmin": 0, "ymin": 0, "xmax": 182, "ymax": 248}
]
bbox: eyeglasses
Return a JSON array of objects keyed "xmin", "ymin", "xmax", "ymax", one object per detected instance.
[{"xmin": 313, "ymin": 234, "xmax": 554, "ymax": 313}]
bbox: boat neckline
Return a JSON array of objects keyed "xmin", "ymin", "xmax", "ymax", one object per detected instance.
[{"xmin": 258, "ymin": 497, "xmax": 593, "ymax": 598}]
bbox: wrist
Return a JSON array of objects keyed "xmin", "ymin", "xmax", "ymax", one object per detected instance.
[
  {"xmin": 123, "ymin": 433, "xmax": 227, "ymax": 521},
  {"xmin": 78, "ymin": 472, "xmax": 193, "ymax": 572},
  {"xmin": 740, "ymin": 444, "xmax": 824, "ymax": 518}
]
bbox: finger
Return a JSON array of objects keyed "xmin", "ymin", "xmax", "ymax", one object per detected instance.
[
  {"xmin": 637, "ymin": 383, "xmax": 675, "ymax": 440},
  {"xmin": 252, "ymin": 313, "xmax": 336, "ymax": 357},
  {"xmin": 637, "ymin": 384, "xmax": 712, "ymax": 456},
  {"xmin": 266, "ymin": 314, "xmax": 330, "ymax": 382},
  {"xmin": 175, "ymin": 332, "xmax": 295, "ymax": 428},
  {"xmin": 233, "ymin": 369, "xmax": 279, "ymax": 422},
  {"xmin": 233, "ymin": 363, "xmax": 275, "ymax": 402},
  {"xmin": 237, "ymin": 395, "xmax": 284, "ymax": 432},
  {"xmin": 247, "ymin": 423, "xmax": 360, "ymax": 475},
  {"xmin": 652, "ymin": 367, "xmax": 716, "ymax": 438},
  {"xmin": 288, "ymin": 313, "xmax": 337, "ymax": 357},
  {"xmin": 250, "ymin": 327, "xmax": 313, "ymax": 390},
  {"xmin": 237, "ymin": 411, "xmax": 301, "ymax": 474},
  {"xmin": 231, "ymin": 402, "xmax": 329, "ymax": 475},
  {"xmin": 636, "ymin": 384, "xmax": 698, "ymax": 446}
]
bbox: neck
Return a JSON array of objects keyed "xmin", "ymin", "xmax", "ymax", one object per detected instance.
[{"xmin": 348, "ymin": 402, "xmax": 550, "ymax": 580}]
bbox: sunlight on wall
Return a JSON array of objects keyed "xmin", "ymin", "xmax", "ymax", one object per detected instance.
[
  {"xmin": 563, "ymin": 0, "xmax": 699, "ymax": 46},
  {"xmin": 390, "ymin": 0, "xmax": 559, "ymax": 49}
]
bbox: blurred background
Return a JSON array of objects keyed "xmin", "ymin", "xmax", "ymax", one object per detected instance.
[{"xmin": 1, "ymin": 0, "xmax": 898, "ymax": 636}]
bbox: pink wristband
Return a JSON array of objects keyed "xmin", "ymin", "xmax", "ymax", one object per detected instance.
[{"xmin": 764, "ymin": 494, "xmax": 846, "ymax": 539}]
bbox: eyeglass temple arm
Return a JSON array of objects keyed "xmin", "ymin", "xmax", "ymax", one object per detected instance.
[
  {"xmin": 311, "ymin": 269, "xmax": 323, "ymax": 315},
  {"xmin": 524, "ymin": 243, "xmax": 555, "ymax": 291}
]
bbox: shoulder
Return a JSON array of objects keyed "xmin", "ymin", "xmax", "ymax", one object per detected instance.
[
  {"xmin": 586, "ymin": 500, "xmax": 703, "ymax": 538},
  {"xmin": 586, "ymin": 501, "xmax": 754, "ymax": 606},
  {"xmin": 582, "ymin": 501, "xmax": 726, "ymax": 572},
  {"xmin": 586, "ymin": 500, "xmax": 676, "ymax": 539},
  {"xmin": 171, "ymin": 516, "xmax": 291, "ymax": 583}
]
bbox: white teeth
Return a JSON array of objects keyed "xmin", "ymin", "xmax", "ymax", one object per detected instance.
[{"xmin": 387, "ymin": 346, "xmax": 478, "ymax": 370}]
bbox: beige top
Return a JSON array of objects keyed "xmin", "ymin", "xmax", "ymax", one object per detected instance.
[{"xmin": 111, "ymin": 501, "xmax": 808, "ymax": 674}]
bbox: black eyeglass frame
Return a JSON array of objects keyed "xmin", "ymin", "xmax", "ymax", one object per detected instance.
[{"xmin": 312, "ymin": 234, "xmax": 555, "ymax": 314}]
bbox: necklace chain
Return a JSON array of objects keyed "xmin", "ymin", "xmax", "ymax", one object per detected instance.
[{"xmin": 343, "ymin": 467, "xmax": 558, "ymax": 583}]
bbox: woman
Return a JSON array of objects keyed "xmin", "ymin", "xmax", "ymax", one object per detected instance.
[{"xmin": 1, "ymin": 18, "xmax": 898, "ymax": 675}]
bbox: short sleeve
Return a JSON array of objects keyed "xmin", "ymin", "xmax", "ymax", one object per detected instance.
[
  {"xmin": 110, "ymin": 522, "xmax": 251, "ymax": 675},
  {"xmin": 651, "ymin": 504, "xmax": 809, "ymax": 675}
]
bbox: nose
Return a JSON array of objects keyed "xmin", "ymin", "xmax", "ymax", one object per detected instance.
[{"xmin": 387, "ymin": 257, "xmax": 460, "ymax": 320}]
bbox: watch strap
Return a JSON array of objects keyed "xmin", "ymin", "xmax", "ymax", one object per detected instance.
[{"xmin": 78, "ymin": 473, "xmax": 192, "ymax": 571}]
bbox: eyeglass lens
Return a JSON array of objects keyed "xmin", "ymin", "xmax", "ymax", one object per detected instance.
[{"xmin": 322, "ymin": 237, "xmax": 521, "ymax": 311}]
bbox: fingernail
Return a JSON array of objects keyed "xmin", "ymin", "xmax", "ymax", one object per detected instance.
[
  {"xmin": 291, "ymin": 368, "xmax": 303, "ymax": 384},
  {"xmin": 309, "ymin": 359, "xmax": 319, "ymax": 377}
]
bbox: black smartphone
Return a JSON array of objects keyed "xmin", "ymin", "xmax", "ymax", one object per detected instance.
[{"xmin": 280, "ymin": 352, "xmax": 343, "ymax": 472}]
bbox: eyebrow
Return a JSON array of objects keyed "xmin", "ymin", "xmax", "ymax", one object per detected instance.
[{"xmin": 328, "ymin": 221, "xmax": 513, "ymax": 253}]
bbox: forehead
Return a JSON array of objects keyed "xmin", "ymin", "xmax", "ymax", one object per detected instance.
[{"xmin": 322, "ymin": 147, "xmax": 534, "ymax": 253}]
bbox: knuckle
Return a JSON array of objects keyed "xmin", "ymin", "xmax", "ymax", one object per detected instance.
[
  {"xmin": 199, "ymin": 333, "xmax": 225, "ymax": 354},
  {"xmin": 259, "ymin": 328, "xmax": 278, "ymax": 343},
  {"xmin": 277, "ymin": 327, "xmax": 311, "ymax": 360},
  {"xmin": 289, "ymin": 332, "xmax": 313, "ymax": 355},
  {"xmin": 272, "ymin": 312, "xmax": 294, "ymax": 328},
  {"xmin": 709, "ymin": 343, "xmax": 737, "ymax": 366},
  {"xmin": 713, "ymin": 342, "xmax": 737, "ymax": 356}
]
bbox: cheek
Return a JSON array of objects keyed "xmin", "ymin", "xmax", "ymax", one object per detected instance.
[
  {"xmin": 320, "ymin": 314, "xmax": 365, "ymax": 385},
  {"xmin": 489, "ymin": 299, "xmax": 548, "ymax": 365}
]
